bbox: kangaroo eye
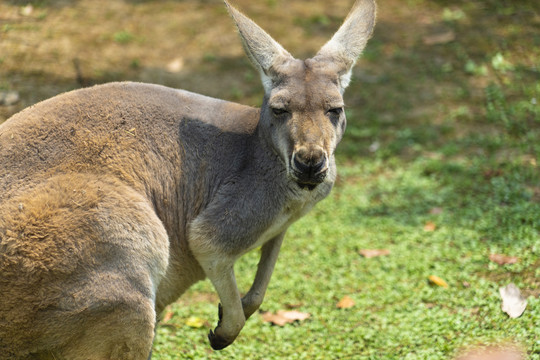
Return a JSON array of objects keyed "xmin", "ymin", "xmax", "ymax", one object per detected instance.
[
  {"xmin": 271, "ymin": 108, "xmax": 289, "ymax": 117},
  {"xmin": 327, "ymin": 108, "xmax": 343, "ymax": 117}
]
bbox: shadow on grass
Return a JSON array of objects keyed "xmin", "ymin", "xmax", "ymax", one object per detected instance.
[{"xmin": 344, "ymin": 155, "xmax": 540, "ymax": 242}]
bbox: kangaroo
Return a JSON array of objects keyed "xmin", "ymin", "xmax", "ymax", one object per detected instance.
[{"xmin": 0, "ymin": 0, "xmax": 376, "ymax": 358}]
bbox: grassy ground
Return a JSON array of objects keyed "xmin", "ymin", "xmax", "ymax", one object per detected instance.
[{"xmin": 1, "ymin": 0, "xmax": 539, "ymax": 359}]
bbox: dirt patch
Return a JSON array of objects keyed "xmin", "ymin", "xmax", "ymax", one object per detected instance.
[{"xmin": 3, "ymin": 0, "xmax": 538, "ymax": 127}]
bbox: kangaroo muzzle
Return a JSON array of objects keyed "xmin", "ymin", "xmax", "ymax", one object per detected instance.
[{"xmin": 290, "ymin": 146, "xmax": 328, "ymax": 189}]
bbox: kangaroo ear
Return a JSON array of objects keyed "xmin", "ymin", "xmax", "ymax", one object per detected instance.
[
  {"xmin": 224, "ymin": 1, "xmax": 293, "ymax": 93},
  {"xmin": 316, "ymin": 0, "xmax": 377, "ymax": 92}
]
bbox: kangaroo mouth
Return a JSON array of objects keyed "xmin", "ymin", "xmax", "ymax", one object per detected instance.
[{"xmin": 291, "ymin": 169, "xmax": 327, "ymax": 190}]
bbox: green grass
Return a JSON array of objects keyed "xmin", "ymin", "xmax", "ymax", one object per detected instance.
[
  {"xmin": 152, "ymin": 19, "xmax": 540, "ymax": 355},
  {"xmin": 113, "ymin": 30, "xmax": 136, "ymax": 44},
  {"xmin": 151, "ymin": 2, "xmax": 539, "ymax": 356},
  {"xmin": 152, "ymin": 151, "xmax": 539, "ymax": 359}
]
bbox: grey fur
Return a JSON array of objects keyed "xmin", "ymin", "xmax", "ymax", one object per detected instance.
[{"xmin": 0, "ymin": 0, "xmax": 376, "ymax": 358}]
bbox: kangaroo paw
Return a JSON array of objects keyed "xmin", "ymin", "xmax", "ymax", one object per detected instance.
[{"xmin": 208, "ymin": 329, "xmax": 232, "ymax": 350}]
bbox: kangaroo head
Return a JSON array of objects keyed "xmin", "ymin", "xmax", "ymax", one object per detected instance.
[{"xmin": 226, "ymin": 0, "xmax": 376, "ymax": 189}]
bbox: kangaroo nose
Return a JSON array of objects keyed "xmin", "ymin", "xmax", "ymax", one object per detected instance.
[{"xmin": 293, "ymin": 148, "xmax": 326, "ymax": 176}]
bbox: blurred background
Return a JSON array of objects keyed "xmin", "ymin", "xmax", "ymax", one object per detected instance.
[{"xmin": 0, "ymin": 0, "xmax": 538, "ymax": 359}]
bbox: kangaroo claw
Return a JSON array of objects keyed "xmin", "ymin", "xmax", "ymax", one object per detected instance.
[{"xmin": 208, "ymin": 329, "xmax": 232, "ymax": 350}]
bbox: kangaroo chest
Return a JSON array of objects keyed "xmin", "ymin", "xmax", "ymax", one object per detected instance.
[
  {"xmin": 246, "ymin": 210, "xmax": 291, "ymax": 252},
  {"xmin": 244, "ymin": 189, "xmax": 320, "ymax": 253}
]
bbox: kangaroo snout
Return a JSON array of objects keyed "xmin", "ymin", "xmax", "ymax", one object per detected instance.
[{"xmin": 291, "ymin": 146, "xmax": 328, "ymax": 188}]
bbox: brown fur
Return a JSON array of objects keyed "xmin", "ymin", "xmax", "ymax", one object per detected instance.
[{"xmin": 0, "ymin": 84, "xmax": 241, "ymax": 358}]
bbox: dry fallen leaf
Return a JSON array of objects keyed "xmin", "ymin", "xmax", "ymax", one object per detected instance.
[
  {"xmin": 428, "ymin": 275, "xmax": 449, "ymax": 288},
  {"xmin": 162, "ymin": 311, "xmax": 174, "ymax": 323},
  {"xmin": 429, "ymin": 207, "xmax": 443, "ymax": 215},
  {"xmin": 261, "ymin": 310, "xmax": 311, "ymax": 326},
  {"xmin": 185, "ymin": 316, "xmax": 206, "ymax": 328},
  {"xmin": 359, "ymin": 249, "xmax": 390, "ymax": 258},
  {"xmin": 166, "ymin": 58, "xmax": 185, "ymax": 73},
  {"xmin": 20, "ymin": 5, "xmax": 34, "ymax": 17},
  {"xmin": 424, "ymin": 221, "xmax": 437, "ymax": 231},
  {"xmin": 337, "ymin": 295, "xmax": 355, "ymax": 309},
  {"xmin": 368, "ymin": 141, "xmax": 380, "ymax": 152},
  {"xmin": 489, "ymin": 253, "xmax": 518, "ymax": 265},
  {"xmin": 284, "ymin": 302, "xmax": 303, "ymax": 309},
  {"xmin": 0, "ymin": 91, "xmax": 20, "ymax": 106},
  {"xmin": 483, "ymin": 169, "xmax": 503, "ymax": 179},
  {"xmin": 280, "ymin": 310, "xmax": 310, "ymax": 321},
  {"xmin": 261, "ymin": 312, "xmax": 288, "ymax": 327},
  {"xmin": 422, "ymin": 30, "xmax": 456, "ymax": 45},
  {"xmin": 499, "ymin": 283, "xmax": 527, "ymax": 318}
]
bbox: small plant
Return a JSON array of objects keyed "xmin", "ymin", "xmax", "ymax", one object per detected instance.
[
  {"xmin": 203, "ymin": 53, "xmax": 217, "ymax": 62},
  {"xmin": 230, "ymin": 85, "xmax": 244, "ymax": 100},
  {"xmin": 130, "ymin": 58, "xmax": 140, "ymax": 69},
  {"xmin": 491, "ymin": 53, "xmax": 514, "ymax": 74},
  {"xmin": 113, "ymin": 30, "xmax": 135, "ymax": 44},
  {"xmin": 447, "ymin": 105, "xmax": 472, "ymax": 122},
  {"xmin": 485, "ymin": 83, "xmax": 509, "ymax": 124},
  {"xmin": 484, "ymin": 83, "xmax": 530, "ymax": 136},
  {"xmin": 465, "ymin": 60, "xmax": 488, "ymax": 76},
  {"xmin": 442, "ymin": 7, "xmax": 466, "ymax": 22},
  {"xmin": 310, "ymin": 14, "xmax": 330, "ymax": 26}
]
